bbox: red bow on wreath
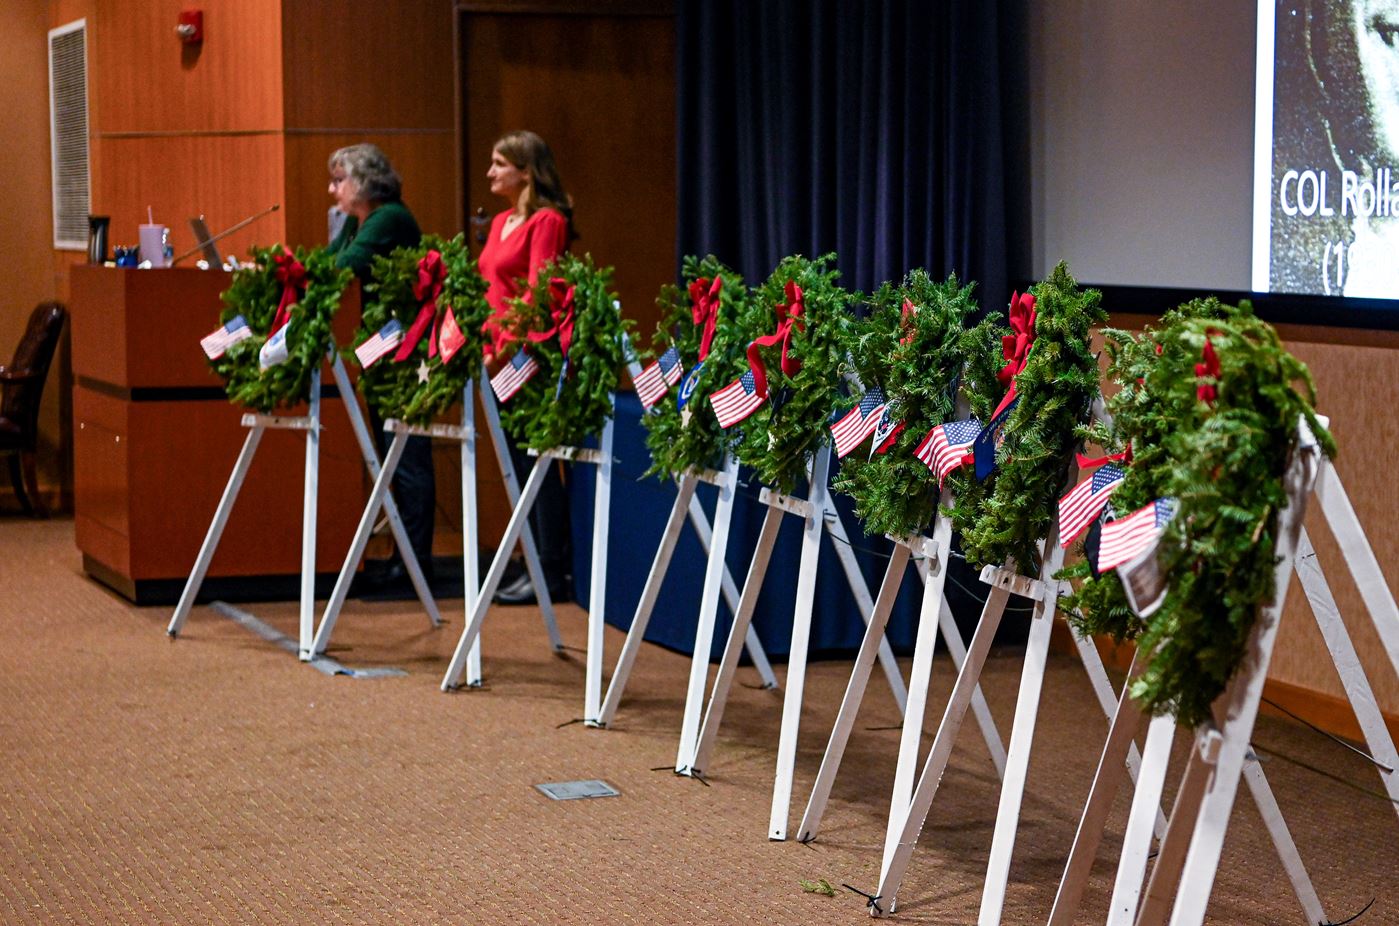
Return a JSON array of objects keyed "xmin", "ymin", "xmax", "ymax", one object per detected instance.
[
  {"xmin": 1195, "ymin": 333, "xmax": 1220, "ymax": 405},
  {"xmin": 746, "ymin": 281, "xmax": 805, "ymax": 399},
  {"xmin": 526, "ymin": 277, "xmax": 577, "ymax": 361},
  {"xmin": 899, "ymin": 298, "xmax": 918, "ymax": 345},
  {"xmin": 997, "ymin": 290, "xmax": 1037, "ymax": 388},
  {"xmin": 394, "ymin": 250, "xmax": 449, "ymax": 362},
  {"xmin": 1076, "ymin": 447, "xmax": 1132, "ymax": 469},
  {"xmin": 270, "ymin": 251, "xmax": 307, "ymax": 337},
  {"xmin": 689, "ymin": 275, "xmax": 723, "ymax": 361}
]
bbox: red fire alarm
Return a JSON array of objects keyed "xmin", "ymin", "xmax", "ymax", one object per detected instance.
[{"xmin": 176, "ymin": 10, "xmax": 203, "ymax": 44}]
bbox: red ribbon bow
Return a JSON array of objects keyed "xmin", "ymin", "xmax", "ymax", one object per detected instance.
[
  {"xmin": 526, "ymin": 276, "xmax": 577, "ymax": 360},
  {"xmin": 997, "ymin": 290, "xmax": 1037, "ymax": 388},
  {"xmin": 270, "ymin": 251, "xmax": 307, "ymax": 336},
  {"xmin": 394, "ymin": 250, "xmax": 448, "ymax": 362},
  {"xmin": 899, "ymin": 299, "xmax": 918, "ymax": 345},
  {"xmin": 1195, "ymin": 334, "xmax": 1220, "ymax": 405},
  {"xmin": 746, "ymin": 281, "xmax": 805, "ymax": 399},
  {"xmin": 1076, "ymin": 447, "xmax": 1132, "ymax": 469},
  {"xmin": 689, "ymin": 275, "xmax": 723, "ymax": 361}
]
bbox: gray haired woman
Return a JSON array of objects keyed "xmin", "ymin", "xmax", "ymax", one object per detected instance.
[{"xmin": 326, "ymin": 143, "xmax": 421, "ymax": 281}]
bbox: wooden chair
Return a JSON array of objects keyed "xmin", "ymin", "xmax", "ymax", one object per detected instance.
[{"xmin": 1, "ymin": 302, "xmax": 67, "ymax": 517}]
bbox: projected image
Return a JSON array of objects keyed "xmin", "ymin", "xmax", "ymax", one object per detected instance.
[{"xmin": 1255, "ymin": 0, "xmax": 1399, "ymax": 297}]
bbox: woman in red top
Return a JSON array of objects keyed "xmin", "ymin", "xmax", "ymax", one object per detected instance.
[
  {"xmin": 478, "ymin": 131, "xmax": 575, "ymax": 360},
  {"xmin": 478, "ymin": 131, "xmax": 575, "ymax": 604}
]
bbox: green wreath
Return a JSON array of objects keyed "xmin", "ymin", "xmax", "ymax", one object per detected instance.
[
  {"xmin": 212, "ymin": 245, "xmax": 350, "ymax": 413},
  {"xmin": 832, "ymin": 271, "xmax": 998, "ymax": 538},
  {"xmin": 730, "ymin": 254, "xmax": 856, "ymax": 494},
  {"xmin": 350, "ymin": 234, "xmax": 490, "ymax": 427},
  {"xmin": 1060, "ymin": 302, "xmax": 1333, "ymax": 726},
  {"xmin": 949, "ymin": 261, "xmax": 1106, "ymax": 573},
  {"xmin": 640, "ymin": 255, "xmax": 766, "ymax": 478},
  {"xmin": 497, "ymin": 253, "xmax": 633, "ymax": 450}
]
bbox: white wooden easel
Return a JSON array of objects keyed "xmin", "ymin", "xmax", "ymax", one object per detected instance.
[
  {"xmin": 167, "ymin": 353, "xmax": 438, "ymax": 659},
  {"xmin": 440, "ymin": 394, "xmax": 616, "ymax": 726},
  {"xmin": 1053, "ymin": 427, "xmax": 1399, "ymax": 926},
  {"xmin": 310, "ymin": 365, "xmax": 564, "ymax": 675},
  {"xmin": 683, "ymin": 446, "xmax": 831, "ymax": 839},
  {"xmin": 796, "ymin": 487, "xmax": 1009, "ymax": 846}
]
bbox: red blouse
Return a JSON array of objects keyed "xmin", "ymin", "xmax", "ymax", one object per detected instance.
[{"xmin": 477, "ymin": 207, "xmax": 569, "ymax": 358}]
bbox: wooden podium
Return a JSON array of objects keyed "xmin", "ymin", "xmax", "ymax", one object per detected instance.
[{"xmin": 70, "ymin": 265, "xmax": 366, "ymax": 604}]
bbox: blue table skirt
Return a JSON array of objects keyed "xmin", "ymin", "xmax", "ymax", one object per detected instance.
[{"xmin": 568, "ymin": 392, "xmax": 1030, "ymax": 662}]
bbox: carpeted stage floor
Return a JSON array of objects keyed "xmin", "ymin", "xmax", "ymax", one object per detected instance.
[{"xmin": 0, "ymin": 517, "xmax": 1392, "ymax": 924}]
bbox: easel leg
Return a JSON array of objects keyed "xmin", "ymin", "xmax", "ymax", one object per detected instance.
[
  {"xmin": 330, "ymin": 354, "xmax": 438, "ymax": 628},
  {"xmin": 1134, "ymin": 744, "xmax": 1210, "ymax": 926},
  {"xmin": 822, "ymin": 498, "xmax": 909, "ymax": 712},
  {"xmin": 798, "ymin": 544, "xmax": 912, "ymax": 842},
  {"xmin": 584, "ymin": 412, "xmax": 616, "ymax": 725},
  {"xmin": 768, "ymin": 448, "xmax": 832, "ymax": 840},
  {"xmin": 686, "ymin": 478, "xmax": 778, "ymax": 688},
  {"xmin": 976, "ymin": 544, "xmax": 1065, "ymax": 926},
  {"xmin": 462, "ymin": 386, "xmax": 482, "ymax": 685},
  {"xmin": 297, "ymin": 372, "xmax": 321, "ymax": 659},
  {"xmin": 935, "ymin": 595, "xmax": 1007, "ymax": 776},
  {"xmin": 478, "ymin": 362, "xmax": 562, "ymax": 651},
  {"xmin": 1105, "ymin": 713, "xmax": 1176, "ymax": 926},
  {"xmin": 688, "ymin": 502, "xmax": 784, "ymax": 775},
  {"xmin": 875, "ymin": 582, "xmax": 1014, "ymax": 911},
  {"xmin": 312, "ymin": 431, "xmax": 409, "ymax": 655},
  {"xmin": 168, "ymin": 426, "xmax": 266, "ymax": 636},
  {"xmin": 676, "ymin": 456, "xmax": 740, "ymax": 760},
  {"xmin": 441, "ymin": 457, "xmax": 550, "ymax": 691},
  {"xmin": 1048, "ymin": 653, "xmax": 1148, "ymax": 926},
  {"xmin": 1296, "ymin": 529, "xmax": 1399, "ymax": 815},
  {"xmin": 597, "ymin": 475, "xmax": 698, "ymax": 726}
]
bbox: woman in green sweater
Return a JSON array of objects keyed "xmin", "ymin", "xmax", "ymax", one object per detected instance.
[{"xmin": 326, "ymin": 144, "xmax": 433, "ymax": 592}]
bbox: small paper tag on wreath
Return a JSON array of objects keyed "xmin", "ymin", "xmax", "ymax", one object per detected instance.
[
  {"xmin": 351, "ymin": 233, "xmax": 490, "ymax": 427},
  {"xmin": 209, "ymin": 244, "xmax": 351, "ymax": 413},
  {"xmin": 495, "ymin": 253, "xmax": 633, "ymax": 451}
]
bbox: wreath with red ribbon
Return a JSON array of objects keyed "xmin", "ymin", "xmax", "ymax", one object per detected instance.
[
  {"xmin": 211, "ymin": 244, "xmax": 350, "ymax": 413},
  {"xmin": 496, "ymin": 252, "xmax": 634, "ymax": 450},
  {"xmin": 640, "ymin": 255, "xmax": 766, "ymax": 478},
  {"xmin": 352, "ymin": 234, "xmax": 490, "ymax": 427}
]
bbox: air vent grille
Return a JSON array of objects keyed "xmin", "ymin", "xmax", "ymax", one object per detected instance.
[{"xmin": 49, "ymin": 20, "xmax": 90, "ymax": 250}]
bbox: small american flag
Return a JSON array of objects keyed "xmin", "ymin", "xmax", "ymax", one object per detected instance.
[
  {"xmin": 710, "ymin": 369, "xmax": 765, "ymax": 428},
  {"xmin": 634, "ymin": 345, "xmax": 684, "ymax": 410},
  {"xmin": 200, "ymin": 315, "xmax": 252, "ymax": 360},
  {"xmin": 1097, "ymin": 498, "xmax": 1176, "ymax": 572},
  {"xmin": 914, "ymin": 418, "xmax": 982, "ymax": 485},
  {"xmin": 354, "ymin": 319, "xmax": 404, "ymax": 369},
  {"xmin": 490, "ymin": 349, "xmax": 539, "ymax": 403},
  {"xmin": 1057, "ymin": 464, "xmax": 1127, "ymax": 548},
  {"xmin": 829, "ymin": 387, "xmax": 886, "ymax": 458}
]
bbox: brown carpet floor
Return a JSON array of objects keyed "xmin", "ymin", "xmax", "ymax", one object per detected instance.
[{"xmin": 0, "ymin": 517, "xmax": 1393, "ymax": 924}]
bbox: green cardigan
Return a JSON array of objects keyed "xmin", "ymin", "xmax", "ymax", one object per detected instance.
[{"xmin": 328, "ymin": 199, "xmax": 422, "ymax": 281}]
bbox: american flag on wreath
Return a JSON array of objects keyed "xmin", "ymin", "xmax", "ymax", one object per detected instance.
[
  {"xmin": 200, "ymin": 315, "xmax": 252, "ymax": 360},
  {"xmin": 634, "ymin": 345, "xmax": 684, "ymax": 410},
  {"xmin": 829, "ymin": 387, "xmax": 886, "ymax": 458},
  {"xmin": 1057, "ymin": 463, "xmax": 1126, "ymax": 548},
  {"xmin": 490, "ymin": 349, "xmax": 539, "ymax": 403},
  {"xmin": 1097, "ymin": 497, "xmax": 1176, "ymax": 572},
  {"xmin": 354, "ymin": 319, "xmax": 404, "ymax": 369},
  {"xmin": 710, "ymin": 369, "xmax": 765, "ymax": 428},
  {"xmin": 914, "ymin": 418, "xmax": 981, "ymax": 485}
]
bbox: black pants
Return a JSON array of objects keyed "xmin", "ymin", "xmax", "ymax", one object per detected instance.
[
  {"xmin": 506, "ymin": 435, "xmax": 572, "ymax": 590},
  {"xmin": 368, "ymin": 408, "xmax": 435, "ymax": 575}
]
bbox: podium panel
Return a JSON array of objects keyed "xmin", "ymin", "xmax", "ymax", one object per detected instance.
[{"xmin": 70, "ymin": 265, "xmax": 365, "ymax": 603}]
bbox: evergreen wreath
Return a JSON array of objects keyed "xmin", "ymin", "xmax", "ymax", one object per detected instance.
[
  {"xmin": 1061, "ymin": 301, "xmax": 1334, "ymax": 727},
  {"xmin": 497, "ymin": 253, "xmax": 633, "ymax": 450},
  {"xmin": 731, "ymin": 254, "xmax": 857, "ymax": 494},
  {"xmin": 640, "ymin": 255, "xmax": 766, "ymax": 478},
  {"xmin": 351, "ymin": 234, "xmax": 490, "ymax": 427},
  {"xmin": 212, "ymin": 244, "xmax": 350, "ymax": 413},
  {"xmin": 950, "ymin": 261, "xmax": 1107, "ymax": 573},
  {"xmin": 1059, "ymin": 297, "xmax": 1238, "ymax": 643},
  {"xmin": 832, "ymin": 271, "xmax": 998, "ymax": 538}
]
